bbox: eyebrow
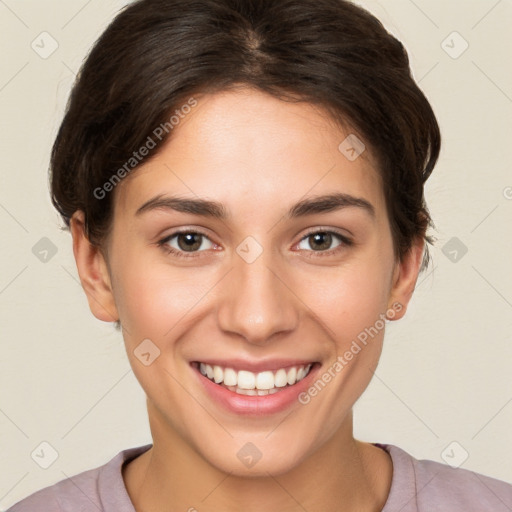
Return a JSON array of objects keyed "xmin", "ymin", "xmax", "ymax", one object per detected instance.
[{"xmin": 135, "ymin": 192, "xmax": 375, "ymax": 220}]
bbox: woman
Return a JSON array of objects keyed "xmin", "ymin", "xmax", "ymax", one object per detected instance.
[{"xmin": 7, "ymin": 0, "xmax": 512, "ymax": 510}]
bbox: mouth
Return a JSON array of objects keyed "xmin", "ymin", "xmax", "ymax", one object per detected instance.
[
  {"xmin": 191, "ymin": 361, "xmax": 314, "ymax": 396},
  {"xmin": 190, "ymin": 359, "xmax": 321, "ymax": 415}
]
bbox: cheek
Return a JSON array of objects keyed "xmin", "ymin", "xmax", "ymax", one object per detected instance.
[
  {"xmin": 122, "ymin": 273, "xmax": 208, "ymax": 338},
  {"xmin": 110, "ymin": 244, "xmax": 213, "ymax": 341},
  {"xmin": 300, "ymin": 260, "xmax": 391, "ymax": 342}
]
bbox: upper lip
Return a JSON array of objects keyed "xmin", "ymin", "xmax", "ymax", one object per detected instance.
[{"xmin": 192, "ymin": 359, "xmax": 317, "ymax": 373}]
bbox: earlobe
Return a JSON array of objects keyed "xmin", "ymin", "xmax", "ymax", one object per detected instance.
[
  {"xmin": 387, "ymin": 237, "xmax": 425, "ymax": 321},
  {"xmin": 70, "ymin": 211, "xmax": 119, "ymax": 323}
]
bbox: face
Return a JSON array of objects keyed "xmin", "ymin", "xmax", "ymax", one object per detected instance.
[{"xmin": 73, "ymin": 87, "xmax": 422, "ymax": 477}]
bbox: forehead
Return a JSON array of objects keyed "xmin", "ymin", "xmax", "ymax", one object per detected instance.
[{"xmin": 114, "ymin": 88, "xmax": 386, "ymax": 222}]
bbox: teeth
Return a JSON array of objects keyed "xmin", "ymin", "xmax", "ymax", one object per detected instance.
[
  {"xmin": 274, "ymin": 368, "xmax": 288, "ymax": 387},
  {"xmin": 223, "ymin": 368, "xmax": 237, "ymax": 386},
  {"xmin": 237, "ymin": 370, "xmax": 256, "ymax": 390},
  {"xmin": 197, "ymin": 362, "xmax": 314, "ymax": 393},
  {"xmin": 256, "ymin": 371, "xmax": 274, "ymax": 390},
  {"xmin": 287, "ymin": 367, "xmax": 297, "ymax": 385},
  {"xmin": 243, "ymin": 389, "xmax": 258, "ymax": 396},
  {"xmin": 213, "ymin": 365, "xmax": 223, "ymax": 384}
]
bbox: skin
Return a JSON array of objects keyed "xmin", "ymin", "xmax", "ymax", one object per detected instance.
[{"xmin": 70, "ymin": 86, "xmax": 424, "ymax": 512}]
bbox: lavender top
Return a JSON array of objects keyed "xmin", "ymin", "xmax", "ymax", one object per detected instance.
[{"xmin": 7, "ymin": 443, "xmax": 512, "ymax": 511}]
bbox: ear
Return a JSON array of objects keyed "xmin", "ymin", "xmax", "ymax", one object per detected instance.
[
  {"xmin": 386, "ymin": 237, "xmax": 425, "ymax": 321},
  {"xmin": 70, "ymin": 211, "xmax": 119, "ymax": 323}
]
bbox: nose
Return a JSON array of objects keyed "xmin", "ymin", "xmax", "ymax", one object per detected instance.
[{"xmin": 216, "ymin": 248, "xmax": 300, "ymax": 346}]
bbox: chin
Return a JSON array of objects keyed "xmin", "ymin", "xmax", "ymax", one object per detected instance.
[{"xmin": 198, "ymin": 436, "xmax": 315, "ymax": 477}]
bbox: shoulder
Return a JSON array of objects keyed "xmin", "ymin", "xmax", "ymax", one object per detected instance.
[
  {"xmin": 5, "ymin": 467, "xmax": 98, "ymax": 512},
  {"xmin": 378, "ymin": 443, "xmax": 512, "ymax": 512},
  {"xmin": 5, "ymin": 444, "xmax": 152, "ymax": 512}
]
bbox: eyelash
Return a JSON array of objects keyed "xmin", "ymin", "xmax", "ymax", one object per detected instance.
[{"xmin": 156, "ymin": 228, "xmax": 353, "ymax": 259}]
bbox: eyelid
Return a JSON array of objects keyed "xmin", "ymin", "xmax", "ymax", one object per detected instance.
[
  {"xmin": 298, "ymin": 226, "xmax": 352, "ymax": 242},
  {"xmin": 158, "ymin": 228, "xmax": 217, "ymax": 256},
  {"xmin": 160, "ymin": 227, "xmax": 351, "ymax": 248},
  {"xmin": 293, "ymin": 228, "xmax": 353, "ymax": 256},
  {"xmin": 157, "ymin": 226, "xmax": 353, "ymax": 258}
]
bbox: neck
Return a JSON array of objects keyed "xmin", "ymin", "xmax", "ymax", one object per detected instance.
[{"xmin": 123, "ymin": 402, "xmax": 392, "ymax": 512}]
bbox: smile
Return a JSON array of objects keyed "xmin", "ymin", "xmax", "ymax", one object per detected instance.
[{"xmin": 193, "ymin": 362, "xmax": 314, "ymax": 396}]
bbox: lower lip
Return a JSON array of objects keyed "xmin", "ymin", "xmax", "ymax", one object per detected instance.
[{"xmin": 191, "ymin": 362, "xmax": 320, "ymax": 416}]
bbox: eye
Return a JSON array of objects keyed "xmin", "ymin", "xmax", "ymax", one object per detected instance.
[
  {"xmin": 157, "ymin": 230, "xmax": 215, "ymax": 258},
  {"xmin": 157, "ymin": 228, "xmax": 353, "ymax": 259},
  {"xmin": 296, "ymin": 230, "xmax": 352, "ymax": 256}
]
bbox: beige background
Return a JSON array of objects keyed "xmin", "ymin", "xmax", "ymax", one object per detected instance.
[{"xmin": 1, "ymin": 0, "xmax": 511, "ymax": 508}]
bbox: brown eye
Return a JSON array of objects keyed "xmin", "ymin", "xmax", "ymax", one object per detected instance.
[
  {"xmin": 176, "ymin": 233, "xmax": 203, "ymax": 252},
  {"xmin": 159, "ymin": 230, "xmax": 215, "ymax": 257},
  {"xmin": 296, "ymin": 230, "xmax": 352, "ymax": 255},
  {"xmin": 307, "ymin": 232, "xmax": 333, "ymax": 251}
]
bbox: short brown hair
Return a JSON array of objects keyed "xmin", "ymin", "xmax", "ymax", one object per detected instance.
[{"xmin": 50, "ymin": 0, "xmax": 440, "ymax": 271}]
